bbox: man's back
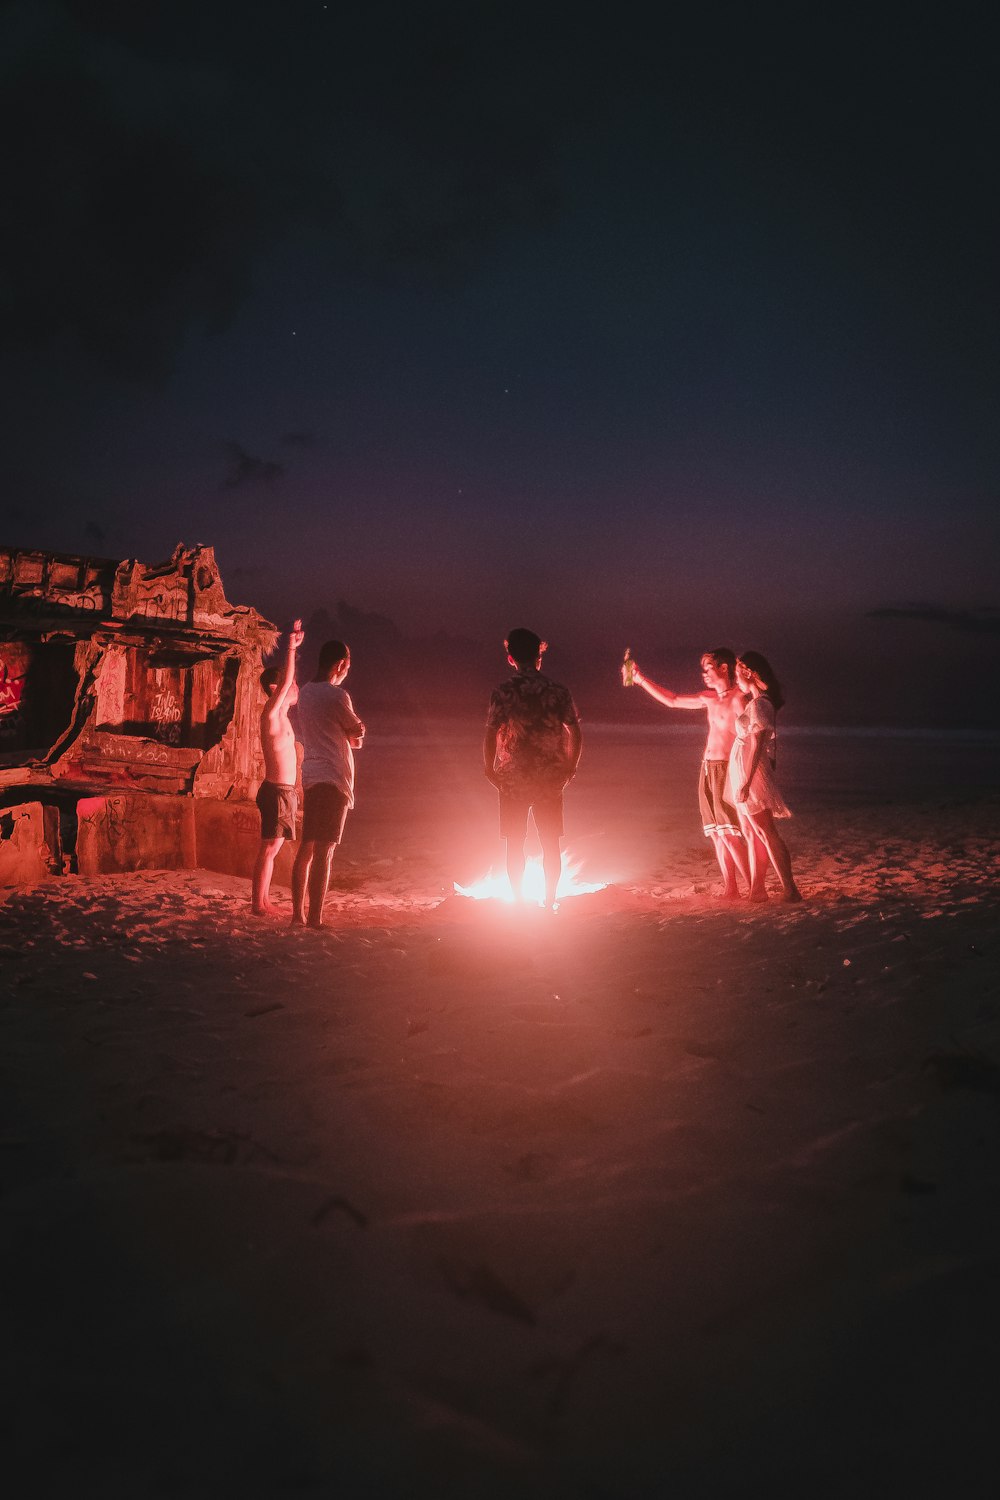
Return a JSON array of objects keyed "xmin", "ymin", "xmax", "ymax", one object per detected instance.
[
  {"xmin": 294, "ymin": 681, "xmax": 363, "ymax": 803},
  {"xmin": 487, "ymin": 669, "xmax": 578, "ymax": 790}
]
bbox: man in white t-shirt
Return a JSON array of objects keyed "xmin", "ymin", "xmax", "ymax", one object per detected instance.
[{"xmin": 290, "ymin": 639, "xmax": 365, "ymax": 927}]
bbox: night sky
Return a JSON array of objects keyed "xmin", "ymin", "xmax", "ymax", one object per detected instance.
[{"xmin": 2, "ymin": 0, "xmax": 998, "ymax": 726}]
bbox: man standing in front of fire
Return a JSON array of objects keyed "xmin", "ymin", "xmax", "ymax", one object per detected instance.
[{"xmin": 483, "ymin": 628, "xmax": 583, "ymax": 911}]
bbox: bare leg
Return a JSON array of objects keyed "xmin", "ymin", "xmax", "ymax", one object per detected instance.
[
  {"xmin": 539, "ymin": 831, "xmax": 563, "ymax": 909},
  {"xmin": 291, "ymin": 842, "xmax": 313, "ymax": 925},
  {"xmin": 505, "ymin": 837, "xmax": 526, "ymax": 900},
  {"xmin": 252, "ymin": 837, "xmax": 284, "ymax": 914},
  {"xmin": 738, "ymin": 810, "xmax": 769, "ymax": 901},
  {"xmin": 708, "ymin": 832, "xmax": 742, "ymax": 899},
  {"xmin": 747, "ymin": 810, "xmax": 802, "ymax": 902},
  {"xmin": 720, "ymin": 829, "xmax": 751, "ymax": 892},
  {"xmin": 307, "ymin": 841, "xmax": 337, "ymax": 927}
]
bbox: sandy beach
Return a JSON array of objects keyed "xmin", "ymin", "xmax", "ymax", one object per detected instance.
[{"xmin": 3, "ymin": 722, "xmax": 999, "ymax": 1498}]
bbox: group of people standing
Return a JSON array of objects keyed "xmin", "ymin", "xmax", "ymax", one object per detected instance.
[
  {"xmin": 250, "ymin": 624, "xmax": 799, "ymax": 925},
  {"xmin": 252, "ymin": 622, "xmax": 364, "ymax": 926},
  {"xmin": 625, "ymin": 648, "xmax": 801, "ymax": 903}
]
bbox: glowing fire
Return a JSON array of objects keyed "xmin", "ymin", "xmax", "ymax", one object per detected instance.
[{"xmin": 454, "ymin": 852, "xmax": 607, "ymax": 904}]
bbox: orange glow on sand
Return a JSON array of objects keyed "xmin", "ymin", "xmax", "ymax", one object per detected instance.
[{"xmin": 455, "ymin": 852, "xmax": 608, "ymax": 904}]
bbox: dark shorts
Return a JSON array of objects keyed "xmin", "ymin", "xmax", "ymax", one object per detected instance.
[
  {"xmin": 498, "ymin": 785, "xmax": 564, "ymax": 841},
  {"xmin": 698, "ymin": 760, "xmax": 741, "ymax": 837},
  {"xmin": 301, "ymin": 782, "xmax": 350, "ymax": 845},
  {"xmin": 255, "ymin": 780, "xmax": 298, "ymax": 841}
]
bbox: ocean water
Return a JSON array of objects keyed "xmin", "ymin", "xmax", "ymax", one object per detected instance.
[{"xmin": 347, "ymin": 718, "xmax": 998, "ymax": 888}]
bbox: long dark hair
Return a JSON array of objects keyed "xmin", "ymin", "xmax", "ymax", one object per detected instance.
[{"xmin": 738, "ymin": 651, "xmax": 785, "ymax": 711}]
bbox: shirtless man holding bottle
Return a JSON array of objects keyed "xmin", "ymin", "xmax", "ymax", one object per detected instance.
[{"xmin": 623, "ymin": 647, "xmax": 750, "ymax": 899}]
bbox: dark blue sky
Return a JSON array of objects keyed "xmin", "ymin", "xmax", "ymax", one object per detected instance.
[{"xmin": 2, "ymin": 0, "xmax": 998, "ymax": 724}]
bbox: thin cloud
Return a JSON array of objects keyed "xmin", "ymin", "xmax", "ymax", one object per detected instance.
[
  {"xmin": 220, "ymin": 444, "xmax": 285, "ymax": 490},
  {"xmin": 869, "ymin": 604, "xmax": 1000, "ymax": 635}
]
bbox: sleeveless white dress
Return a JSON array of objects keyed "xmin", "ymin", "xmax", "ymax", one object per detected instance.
[{"xmin": 727, "ymin": 695, "xmax": 791, "ymax": 818}]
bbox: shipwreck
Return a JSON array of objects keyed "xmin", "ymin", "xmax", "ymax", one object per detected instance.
[{"xmin": 0, "ymin": 542, "xmax": 279, "ymax": 887}]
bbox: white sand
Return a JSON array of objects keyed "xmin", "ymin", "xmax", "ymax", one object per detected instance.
[{"xmin": 3, "ymin": 725, "xmax": 999, "ymax": 1497}]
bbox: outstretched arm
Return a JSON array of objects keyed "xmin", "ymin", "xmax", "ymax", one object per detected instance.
[{"xmin": 629, "ymin": 664, "xmax": 707, "ymax": 711}]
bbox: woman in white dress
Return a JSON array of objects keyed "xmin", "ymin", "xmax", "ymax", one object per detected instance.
[{"xmin": 728, "ymin": 652, "xmax": 802, "ymax": 903}]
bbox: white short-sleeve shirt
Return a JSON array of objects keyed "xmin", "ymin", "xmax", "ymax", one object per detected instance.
[{"xmin": 293, "ymin": 682, "xmax": 364, "ymax": 804}]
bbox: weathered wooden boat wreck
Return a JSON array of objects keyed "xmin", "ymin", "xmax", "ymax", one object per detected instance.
[{"xmin": 0, "ymin": 543, "xmax": 278, "ymax": 887}]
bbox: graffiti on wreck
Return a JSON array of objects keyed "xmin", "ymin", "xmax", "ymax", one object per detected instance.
[
  {"xmin": 229, "ymin": 807, "xmax": 260, "ymax": 836},
  {"xmin": 131, "ymin": 588, "xmax": 189, "ymax": 625},
  {"xmin": 0, "ymin": 662, "xmax": 26, "ymax": 744},
  {"xmin": 2, "ymin": 543, "xmax": 280, "ymax": 885},
  {"xmin": 51, "ymin": 590, "xmax": 101, "ymax": 613},
  {"xmin": 5, "ymin": 588, "xmax": 103, "ymax": 616},
  {"xmin": 150, "ymin": 687, "xmax": 183, "ymax": 744},
  {"xmin": 95, "ymin": 649, "xmax": 127, "ymax": 727},
  {"xmin": 96, "ymin": 737, "xmax": 172, "ymax": 766},
  {"xmin": 0, "ymin": 664, "xmax": 25, "ymax": 713},
  {"xmin": 205, "ymin": 656, "xmax": 240, "ymax": 745},
  {"xmin": 89, "ymin": 796, "xmax": 141, "ymax": 867}
]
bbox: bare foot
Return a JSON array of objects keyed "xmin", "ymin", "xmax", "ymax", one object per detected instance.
[
  {"xmin": 290, "ymin": 912, "xmax": 307, "ymax": 926},
  {"xmin": 748, "ymin": 888, "xmax": 769, "ymax": 904},
  {"xmin": 780, "ymin": 888, "xmax": 804, "ymax": 903},
  {"xmin": 252, "ymin": 901, "xmax": 279, "ymax": 917}
]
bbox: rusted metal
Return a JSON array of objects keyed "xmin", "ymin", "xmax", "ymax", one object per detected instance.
[{"xmin": 1, "ymin": 542, "xmax": 278, "ymax": 882}]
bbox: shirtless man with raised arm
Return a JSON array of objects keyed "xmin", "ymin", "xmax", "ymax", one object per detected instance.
[
  {"xmin": 623, "ymin": 647, "xmax": 750, "ymax": 899},
  {"xmin": 252, "ymin": 618, "xmax": 304, "ymax": 915}
]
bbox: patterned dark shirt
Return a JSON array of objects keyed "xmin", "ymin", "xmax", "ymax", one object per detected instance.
[{"xmin": 486, "ymin": 670, "xmax": 580, "ymax": 793}]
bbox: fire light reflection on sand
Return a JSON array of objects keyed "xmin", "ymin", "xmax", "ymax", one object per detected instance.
[{"xmin": 454, "ymin": 852, "xmax": 608, "ymax": 904}]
